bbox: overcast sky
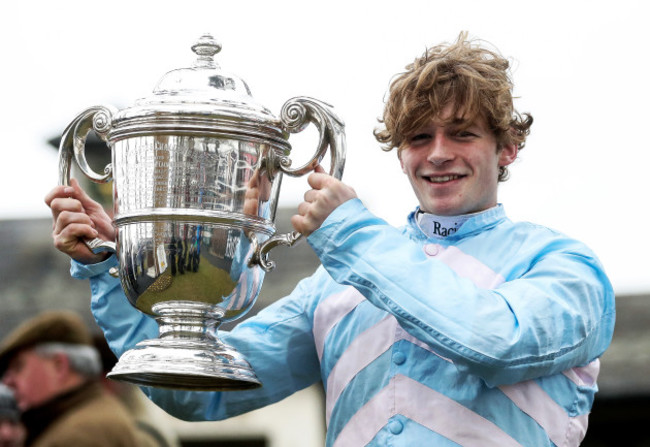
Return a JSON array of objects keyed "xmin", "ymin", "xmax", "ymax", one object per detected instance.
[{"xmin": 1, "ymin": 0, "xmax": 648, "ymax": 295}]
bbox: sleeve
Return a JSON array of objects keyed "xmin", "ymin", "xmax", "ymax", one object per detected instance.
[
  {"xmin": 72, "ymin": 256, "xmax": 322, "ymax": 421},
  {"xmin": 71, "ymin": 256, "xmax": 159, "ymax": 355},
  {"xmin": 307, "ymin": 199, "xmax": 616, "ymax": 386}
]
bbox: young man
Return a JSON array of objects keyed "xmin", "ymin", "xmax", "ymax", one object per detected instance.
[{"xmin": 46, "ymin": 33, "xmax": 615, "ymax": 446}]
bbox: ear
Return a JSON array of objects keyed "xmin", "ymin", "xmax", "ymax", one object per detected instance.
[
  {"xmin": 498, "ymin": 143, "xmax": 518, "ymax": 167},
  {"xmin": 50, "ymin": 353, "xmax": 72, "ymax": 377}
]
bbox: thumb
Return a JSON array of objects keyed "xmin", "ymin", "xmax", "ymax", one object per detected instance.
[{"xmin": 69, "ymin": 178, "xmax": 101, "ymax": 210}]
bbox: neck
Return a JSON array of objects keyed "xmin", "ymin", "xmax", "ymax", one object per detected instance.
[
  {"xmin": 58, "ymin": 373, "xmax": 86, "ymax": 393},
  {"xmin": 416, "ymin": 205, "xmax": 497, "ymax": 238}
]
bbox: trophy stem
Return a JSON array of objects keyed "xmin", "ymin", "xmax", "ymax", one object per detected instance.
[
  {"xmin": 106, "ymin": 301, "xmax": 261, "ymax": 391},
  {"xmin": 155, "ymin": 301, "xmax": 223, "ymax": 340}
]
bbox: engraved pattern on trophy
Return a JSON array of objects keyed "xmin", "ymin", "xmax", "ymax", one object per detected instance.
[
  {"xmin": 112, "ymin": 135, "xmax": 271, "ymax": 321},
  {"xmin": 56, "ymin": 33, "xmax": 346, "ymax": 390}
]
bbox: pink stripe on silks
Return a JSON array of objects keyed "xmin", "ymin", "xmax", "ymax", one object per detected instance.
[
  {"xmin": 563, "ymin": 359, "xmax": 600, "ymax": 387},
  {"xmin": 313, "ymin": 289, "xmax": 366, "ymax": 361},
  {"xmin": 499, "ymin": 380, "xmax": 571, "ymax": 447},
  {"xmin": 333, "ymin": 375, "xmax": 523, "ymax": 447},
  {"xmin": 393, "ymin": 330, "xmax": 588, "ymax": 445},
  {"xmin": 397, "ymin": 375, "xmax": 523, "ymax": 447},
  {"xmin": 428, "ymin": 244, "xmax": 505, "ymax": 289},
  {"xmin": 325, "ymin": 316, "xmax": 397, "ymax": 426},
  {"xmin": 565, "ymin": 413, "xmax": 590, "ymax": 446},
  {"xmin": 332, "ymin": 379, "xmax": 394, "ymax": 447}
]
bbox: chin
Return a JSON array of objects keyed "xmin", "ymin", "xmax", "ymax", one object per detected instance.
[{"xmin": 424, "ymin": 203, "xmax": 464, "ymax": 216}]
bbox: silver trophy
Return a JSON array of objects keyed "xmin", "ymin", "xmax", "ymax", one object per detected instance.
[{"xmin": 58, "ymin": 34, "xmax": 345, "ymax": 390}]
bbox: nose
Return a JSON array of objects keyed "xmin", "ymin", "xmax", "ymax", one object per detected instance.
[{"xmin": 426, "ymin": 133, "xmax": 454, "ymax": 166}]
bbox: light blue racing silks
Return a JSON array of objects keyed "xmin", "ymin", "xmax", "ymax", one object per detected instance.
[{"xmin": 74, "ymin": 200, "xmax": 615, "ymax": 447}]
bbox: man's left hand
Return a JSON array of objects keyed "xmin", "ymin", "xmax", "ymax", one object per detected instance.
[{"xmin": 291, "ymin": 165, "xmax": 357, "ymax": 236}]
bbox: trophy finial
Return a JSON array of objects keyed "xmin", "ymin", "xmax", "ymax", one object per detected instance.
[{"xmin": 191, "ymin": 34, "xmax": 222, "ymax": 68}]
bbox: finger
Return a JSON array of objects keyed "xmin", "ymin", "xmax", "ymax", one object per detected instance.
[
  {"xmin": 290, "ymin": 214, "xmax": 304, "ymax": 234},
  {"xmin": 303, "ymin": 189, "xmax": 318, "ymax": 203},
  {"xmin": 53, "ymin": 225, "xmax": 101, "ymax": 262},
  {"xmin": 53, "ymin": 209, "xmax": 95, "ymax": 235},
  {"xmin": 50, "ymin": 195, "xmax": 84, "ymax": 212},
  {"xmin": 44, "ymin": 185, "xmax": 75, "ymax": 207},
  {"xmin": 297, "ymin": 201, "xmax": 310, "ymax": 217},
  {"xmin": 49, "ymin": 197, "xmax": 84, "ymax": 222},
  {"xmin": 290, "ymin": 213, "xmax": 315, "ymax": 237},
  {"xmin": 70, "ymin": 178, "xmax": 101, "ymax": 210},
  {"xmin": 307, "ymin": 172, "xmax": 331, "ymax": 190},
  {"xmin": 314, "ymin": 164, "xmax": 326, "ymax": 174},
  {"xmin": 56, "ymin": 222, "xmax": 98, "ymax": 243}
]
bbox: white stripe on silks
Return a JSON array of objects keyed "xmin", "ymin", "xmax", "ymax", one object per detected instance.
[
  {"xmin": 313, "ymin": 289, "xmax": 366, "ymax": 361},
  {"xmin": 563, "ymin": 359, "xmax": 600, "ymax": 387},
  {"xmin": 397, "ymin": 375, "xmax": 523, "ymax": 447},
  {"xmin": 333, "ymin": 374, "xmax": 523, "ymax": 447},
  {"xmin": 427, "ymin": 244, "xmax": 505, "ymax": 289},
  {"xmin": 325, "ymin": 316, "xmax": 397, "ymax": 425},
  {"xmin": 565, "ymin": 413, "xmax": 590, "ymax": 446},
  {"xmin": 332, "ymin": 378, "xmax": 395, "ymax": 447},
  {"xmin": 499, "ymin": 380, "xmax": 571, "ymax": 447}
]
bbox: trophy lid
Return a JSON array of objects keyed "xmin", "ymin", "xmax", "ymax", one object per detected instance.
[{"xmin": 108, "ymin": 34, "xmax": 289, "ymax": 150}]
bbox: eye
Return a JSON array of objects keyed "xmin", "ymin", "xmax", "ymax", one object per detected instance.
[
  {"xmin": 408, "ymin": 133, "xmax": 432, "ymax": 145},
  {"xmin": 454, "ymin": 129, "xmax": 479, "ymax": 139}
]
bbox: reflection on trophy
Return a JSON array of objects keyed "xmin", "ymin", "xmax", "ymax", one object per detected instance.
[{"xmin": 57, "ymin": 34, "xmax": 345, "ymax": 390}]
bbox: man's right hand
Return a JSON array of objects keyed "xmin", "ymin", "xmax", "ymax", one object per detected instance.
[{"xmin": 44, "ymin": 178, "xmax": 115, "ymax": 265}]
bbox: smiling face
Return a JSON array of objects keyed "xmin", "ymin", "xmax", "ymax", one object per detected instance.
[{"xmin": 399, "ymin": 107, "xmax": 517, "ymax": 216}]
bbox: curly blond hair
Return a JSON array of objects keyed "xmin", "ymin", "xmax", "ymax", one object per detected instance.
[{"xmin": 374, "ymin": 32, "xmax": 533, "ymax": 181}]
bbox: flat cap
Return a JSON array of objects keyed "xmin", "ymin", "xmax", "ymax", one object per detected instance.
[{"xmin": 0, "ymin": 310, "xmax": 92, "ymax": 375}]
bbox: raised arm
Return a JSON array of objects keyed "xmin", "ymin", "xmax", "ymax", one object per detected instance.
[{"xmin": 308, "ymin": 200, "xmax": 616, "ymax": 386}]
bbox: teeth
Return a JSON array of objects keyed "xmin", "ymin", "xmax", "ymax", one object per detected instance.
[{"xmin": 429, "ymin": 175, "xmax": 459, "ymax": 183}]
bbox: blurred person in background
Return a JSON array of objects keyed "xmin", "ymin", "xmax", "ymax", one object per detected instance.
[
  {"xmin": 0, "ymin": 384, "xmax": 24, "ymax": 447},
  {"xmin": 0, "ymin": 310, "xmax": 142, "ymax": 447}
]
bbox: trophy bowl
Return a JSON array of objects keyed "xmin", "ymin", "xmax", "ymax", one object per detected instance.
[{"xmin": 57, "ymin": 34, "xmax": 345, "ymax": 390}]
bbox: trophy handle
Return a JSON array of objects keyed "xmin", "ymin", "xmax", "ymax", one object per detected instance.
[
  {"xmin": 251, "ymin": 97, "xmax": 346, "ymax": 272},
  {"xmin": 58, "ymin": 105, "xmax": 118, "ymax": 259}
]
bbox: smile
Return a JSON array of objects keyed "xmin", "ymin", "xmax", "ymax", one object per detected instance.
[{"xmin": 427, "ymin": 175, "xmax": 463, "ymax": 183}]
